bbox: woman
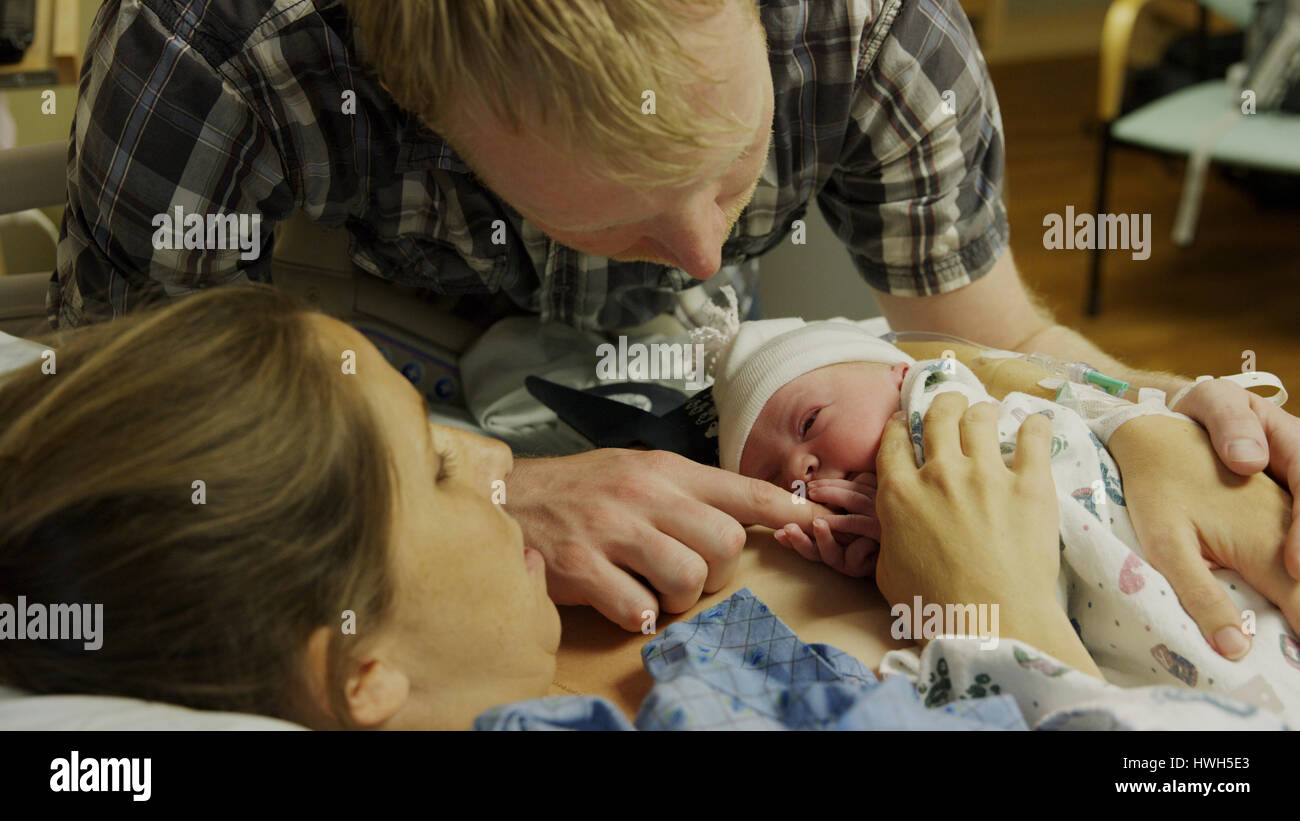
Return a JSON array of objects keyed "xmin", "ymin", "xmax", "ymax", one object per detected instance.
[{"xmin": 0, "ymin": 285, "xmax": 557, "ymax": 729}]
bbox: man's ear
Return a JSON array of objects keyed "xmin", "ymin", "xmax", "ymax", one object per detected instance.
[{"xmin": 301, "ymin": 626, "xmax": 409, "ymax": 729}]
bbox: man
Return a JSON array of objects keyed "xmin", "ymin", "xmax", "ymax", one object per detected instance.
[{"xmin": 54, "ymin": 0, "xmax": 1300, "ymax": 655}]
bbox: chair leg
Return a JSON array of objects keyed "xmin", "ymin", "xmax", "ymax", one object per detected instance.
[
  {"xmin": 1196, "ymin": 5, "xmax": 1209, "ymax": 83},
  {"xmin": 1086, "ymin": 128, "xmax": 1114, "ymax": 317}
]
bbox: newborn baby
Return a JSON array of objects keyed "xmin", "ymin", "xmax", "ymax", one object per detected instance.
[
  {"xmin": 711, "ymin": 317, "xmax": 1300, "ymax": 723},
  {"xmin": 712, "ymin": 319, "xmax": 919, "ymax": 577}
]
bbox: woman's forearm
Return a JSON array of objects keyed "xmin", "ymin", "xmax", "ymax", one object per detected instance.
[
  {"xmin": 906, "ymin": 598, "xmax": 1104, "ymax": 679},
  {"xmin": 999, "ymin": 602, "xmax": 1104, "ymax": 681}
]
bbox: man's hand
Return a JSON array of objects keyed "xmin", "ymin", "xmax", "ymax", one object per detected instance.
[
  {"xmin": 1108, "ymin": 413, "xmax": 1300, "ymax": 660},
  {"xmin": 772, "ymin": 474, "xmax": 881, "ymax": 577},
  {"xmin": 504, "ymin": 448, "xmax": 835, "ymax": 631},
  {"xmin": 1171, "ymin": 378, "xmax": 1300, "ymax": 581}
]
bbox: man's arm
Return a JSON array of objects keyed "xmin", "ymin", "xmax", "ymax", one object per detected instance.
[
  {"xmin": 872, "ymin": 248, "xmax": 1194, "ymax": 398},
  {"xmin": 877, "ymin": 244, "xmax": 1300, "ymax": 589},
  {"xmin": 53, "ymin": 3, "xmax": 293, "ymax": 329}
]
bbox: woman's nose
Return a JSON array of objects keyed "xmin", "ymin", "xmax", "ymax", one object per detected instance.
[
  {"xmin": 447, "ymin": 426, "xmax": 514, "ymax": 490},
  {"xmin": 479, "ymin": 436, "xmax": 514, "ymax": 490}
]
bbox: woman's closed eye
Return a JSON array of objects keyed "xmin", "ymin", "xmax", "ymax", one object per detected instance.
[{"xmin": 434, "ymin": 441, "xmax": 458, "ymax": 483}]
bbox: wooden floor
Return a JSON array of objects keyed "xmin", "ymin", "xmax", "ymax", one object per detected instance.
[{"xmin": 989, "ymin": 54, "xmax": 1299, "ymax": 396}]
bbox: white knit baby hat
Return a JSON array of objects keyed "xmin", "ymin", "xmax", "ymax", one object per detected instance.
[{"xmin": 712, "ymin": 318, "xmax": 916, "ymax": 473}]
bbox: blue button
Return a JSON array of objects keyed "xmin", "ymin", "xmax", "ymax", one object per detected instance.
[
  {"xmin": 434, "ymin": 377, "xmax": 456, "ymax": 399},
  {"xmin": 401, "ymin": 361, "xmax": 424, "ymax": 384}
]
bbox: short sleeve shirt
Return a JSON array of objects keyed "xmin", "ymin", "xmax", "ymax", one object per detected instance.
[{"xmin": 50, "ymin": 0, "xmax": 1008, "ymax": 330}]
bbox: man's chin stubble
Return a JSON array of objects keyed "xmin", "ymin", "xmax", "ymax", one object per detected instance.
[{"xmin": 610, "ymin": 252, "xmax": 674, "ymax": 266}]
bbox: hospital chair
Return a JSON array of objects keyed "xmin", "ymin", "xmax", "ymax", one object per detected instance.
[{"xmin": 1089, "ymin": 0, "xmax": 1300, "ymax": 315}]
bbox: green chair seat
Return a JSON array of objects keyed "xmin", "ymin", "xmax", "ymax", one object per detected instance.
[
  {"xmin": 1201, "ymin": 0, "xmax": 1254, "ymax": 27},
  {"xmin": 1112, "ymin": 80, "xmax": 1300, "ymax": 174}
]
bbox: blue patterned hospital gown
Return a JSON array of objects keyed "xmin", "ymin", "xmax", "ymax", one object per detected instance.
[{"xmin": 473, "ymin": 589, "xmax": 1028, "ymax": 731}]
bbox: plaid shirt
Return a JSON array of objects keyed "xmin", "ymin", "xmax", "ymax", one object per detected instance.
[{"xmin": 50, "ymin": 0, "xmax": 1008, "ymax": 331}]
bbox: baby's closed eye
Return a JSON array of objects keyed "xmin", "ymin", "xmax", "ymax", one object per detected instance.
[{"xmin": 800, "ymin": 408, "xmax": 820, "ymax": 437}]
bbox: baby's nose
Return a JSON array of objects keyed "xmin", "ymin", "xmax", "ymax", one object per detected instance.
[{"xmin": 795, "ymin": 454, "xmax": 819, "ymax": 483}]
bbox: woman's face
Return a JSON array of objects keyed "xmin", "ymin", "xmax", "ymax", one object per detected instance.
[{"xmin": 307, "ymin": 316, "xmax": 560, "ymax": 729}]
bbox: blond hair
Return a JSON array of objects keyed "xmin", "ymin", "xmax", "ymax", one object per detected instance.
[
  {"xmin": 0, "ymin": 285, "xmax": 396, "ymax": 726},
  {"xmin": 343, "ymin": 0, "xmax": 761, "ymax": 187}
]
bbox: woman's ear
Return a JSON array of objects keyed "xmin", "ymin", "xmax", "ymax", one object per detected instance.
[
  {"xmin": 300, "ymin": 625, "xmax": 409, "ymax": 729},
  {"xmin": 343, "ymin": 656, "xmax": 410, "ymax": 728}
]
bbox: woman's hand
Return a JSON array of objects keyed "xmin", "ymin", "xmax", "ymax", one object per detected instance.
[
  {"xmin": 1108, "ymin": 413, "xmax": 1299, "ymax": 659},
  {"xmin": 873, "ymin": 392, "xmax": 1102, "ymax": 678}
]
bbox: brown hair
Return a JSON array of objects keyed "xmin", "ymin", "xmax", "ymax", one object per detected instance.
[
  {"xmin": 0, "ymin": 284, "xmax": 396, "ymax": 726},
  {"xmin": 342, "ymin": 0, "xmax": 761, "ymax": 188}
]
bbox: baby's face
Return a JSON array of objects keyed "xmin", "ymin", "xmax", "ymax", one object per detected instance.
[{"xmin": 738, "ymin": 361, "xmax": 909, "ymax": 491}]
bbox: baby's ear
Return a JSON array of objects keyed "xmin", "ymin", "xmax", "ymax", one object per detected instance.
[{"xmin": 890, "ymin": 361, "xmax": 909, "ymax": 386}]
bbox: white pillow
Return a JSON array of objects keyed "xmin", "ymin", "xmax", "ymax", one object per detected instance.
[
  {"xmin": 0, "ymin": 685, "xmax": 306, "ymax": 731},
  {"xmin": 0, "ymin": 329, "xmax": 46, "ymax": 374}
]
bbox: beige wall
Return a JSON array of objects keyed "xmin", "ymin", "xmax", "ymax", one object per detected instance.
[
  {"xmin": 4, "ymin": 0, "xmax": 100, "ymax": 147},
  {"xmin": 0, "ymin": 0, "xmax": 101, "ymax": 274},
  {"xmin": 756, "ymin": 207, "xmax": 882, "ymax": 321}
]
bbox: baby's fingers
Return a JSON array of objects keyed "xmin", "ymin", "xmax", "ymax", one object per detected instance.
[
  {"xmin": 820, "ymin": 512, "xmax": 881, "ymax": 540},
  {"xmin": 813, "ymin": 518, "xmax": 848, "ymax": 573},
  {"xmin": 843, "ymin": 537, "xmax": 880, "ymax": 578},
  {"xmin": 810, "ymin": 473, "xmax": 876, "ymax": 490},
  {"xmin": 775, "ymin": 523, "xmax": 821, "ymax": 563},
  {"xmin": 808, "ymin": 479, "xmax": 875, "ymax": 513}
]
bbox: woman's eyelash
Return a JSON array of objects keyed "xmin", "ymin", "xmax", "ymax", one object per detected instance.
[{"xmin": 435, "ymin": 443, "xmax": 457, "ymax": 482}]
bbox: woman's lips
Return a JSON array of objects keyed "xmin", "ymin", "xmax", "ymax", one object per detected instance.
[{"xmin": 523, "ymin": 545, "xmax": 545, "ymax": 573}]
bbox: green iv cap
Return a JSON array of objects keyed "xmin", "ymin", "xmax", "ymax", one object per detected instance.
[{"xmin": 1086, "ymin": 371, "xmax": 1129, "ymax": 396}]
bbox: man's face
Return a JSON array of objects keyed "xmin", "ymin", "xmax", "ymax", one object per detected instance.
[{"xmin": 444, "ymin": 1, "xmax": 774, "ymax": 281}]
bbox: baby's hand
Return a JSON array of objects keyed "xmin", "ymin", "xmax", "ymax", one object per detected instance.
[{"xmin": 773, "ymin": 474, "xmax": 882, "ymax": 577}]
